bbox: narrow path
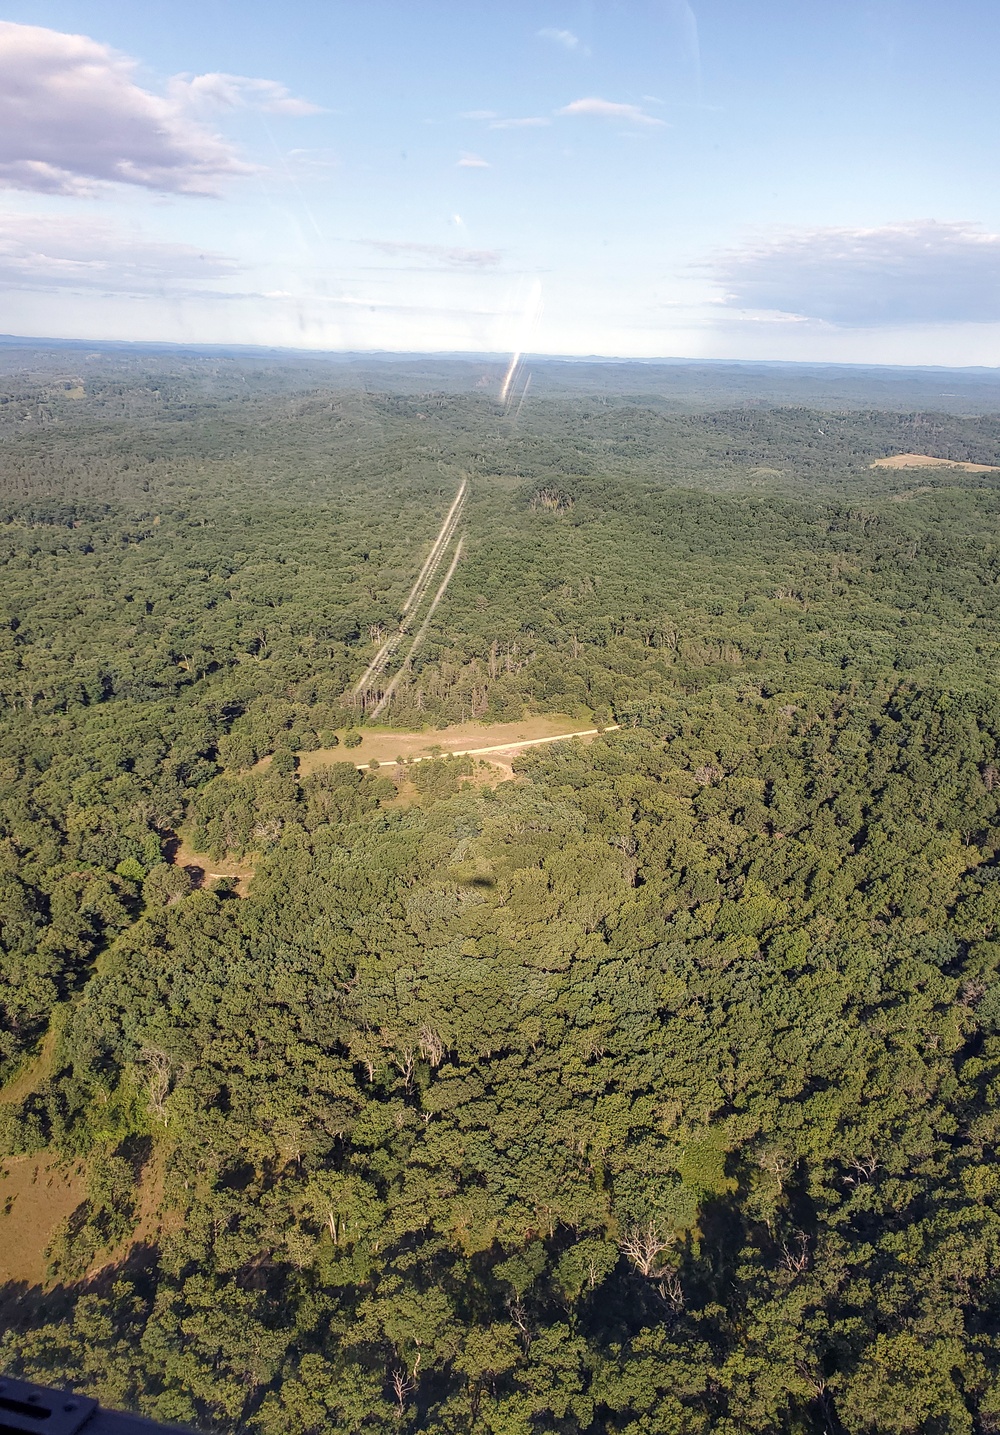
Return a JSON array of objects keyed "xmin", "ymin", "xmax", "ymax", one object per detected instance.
[
  {"xmin": 352, "ymin": 479, "xmax": 467, "ymax": 703},
  {"xmin": 358, "ymin": 725, "xmax": 620, "ymax": 769},
  {"xmin": 369, "ymin": 534, "xmax": 465, "ymax": 719},
  {"xmin": 402, "ymin": 479, "xmax": 467, "ymax": 615}
]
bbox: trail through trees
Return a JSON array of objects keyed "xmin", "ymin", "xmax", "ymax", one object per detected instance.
[{"xmin": 352, "ymin": 479, "xmax": 467, "ymax": 717}]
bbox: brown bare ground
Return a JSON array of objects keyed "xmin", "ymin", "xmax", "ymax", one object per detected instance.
[
  {"xmin": 871, "ymin": 453, "xmax": 1000, "ymax": 472},
  {"xmin": 299, "ymin": 714, "xmax": 599, "ymax": 776},
  {"xmin": 85, "ymin": 1143, "xmax": 180, "ymax": 1281},
  {"xmin": 167, "ymin": 836, "xmax": 254, "ymax": 896},
  {"xmin": 0, "ymin": 1142, "xmax": 180, "ymax": 1290},
  {"xmin": 119, "ymin": 1145, "xmax": 169, "ymax": 1252},
  {"xmin": 0, "ymin": 1155, "xmax": 86, "ymax": 1284}
]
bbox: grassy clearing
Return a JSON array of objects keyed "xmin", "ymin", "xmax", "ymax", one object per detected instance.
[
  {"xmin": 872, "ymin": 452, "xmax": 1000, "ymax": 471},
  {"xmin": 0, "ymin": 1156, "xmax": 87, "ymax": 1285},
  {"xmin": 299, "ymin": 714, "xmax": 600, "ymax": 775},
  {"xmin": 166, "ymin": 836, "xmax": 255, "ymax": 896},
  {"xmin": 0, "ymin": 1025, "xmax": 58, "ymax": 1107}
]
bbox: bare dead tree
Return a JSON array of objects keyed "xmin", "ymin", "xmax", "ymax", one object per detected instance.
[
  {"xmin": 418, "ymin": 1026, "xmax": 444, "ymax": 1067},
  {"xmin": 613, "ymin": 830, "xmax": 639, "ymax": 887},
  {"xmin": 796, "ymin": 1363, "xmax": 838, "ymax": 1434},
  {"xmin": 780, "ymin": 1229, "xmax": 811, "ymax": 1274},
  {"xmin": 658, "ymin": 1270, "xmax": 684, "ymax": 1311},
  {"xmin": 137, "ymin": 1046, "xmax": 173, "ymax": 1125},
  {"xmin": 758, "ymin": 1148, "xmax": 793, "ymax": 1191},
  {"xmin": 507, "ymin": 1296, "xmax": 533, "ymax": 1352},
  {"xmin": 390, "ymin": 1355, "xmax": 419, "ymax": 1416},
  {"xmin": 619, "ymin": 1221, "xmax": 672, "ymax": 1278},
  {"xmin": 843, "ymin": 1155, "xmax": 879, "ymax": 1184}
]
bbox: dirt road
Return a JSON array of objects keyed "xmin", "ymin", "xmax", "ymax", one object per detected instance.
[
  {"xmin": 355, "ymin": 723, "xmax": 620, "ymax": 769},
  {"xmin": 353, "ymin": 479, "xmax": 467, "ymax": 702},
  {"xmin": 370, "ymin": 534, "xmax": 465, "ymax": 719},
  {"xmin": 299, "ymin": 715, "xmax": 617, "ymax": 775}
]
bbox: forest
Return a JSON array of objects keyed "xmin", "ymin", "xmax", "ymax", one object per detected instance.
[{"xmin": 2, "ymin": 348, "xmax": 1000, "ymax": 1434}]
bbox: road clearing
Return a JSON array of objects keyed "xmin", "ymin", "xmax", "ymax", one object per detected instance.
[
  {"xmin": 369, "ymin": 534, "xmax": 465, "ymax": 719},
  {"xmin": 355, "ymin": 723, "xmax": 620, "ymax": 768},
  {"xmin": 871, "ymin": 453, "xmax": 1000, "ymax": 472},
  {"xmin": 352, "ymin": 479, "xmax": 467, "ymax": 706},
  {"xmin": 298, "ymin": 716, "xmax": 621, "ymax": 776}
]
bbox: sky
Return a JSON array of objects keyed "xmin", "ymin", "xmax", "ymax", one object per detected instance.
[{"xmin": 1, "ymin": 0, "xmax": 1000, "ymax": 363}]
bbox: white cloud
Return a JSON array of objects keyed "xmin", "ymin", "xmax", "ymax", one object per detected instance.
[
  {"xmin": 0, "ymin": 213, "xmax": 240, "ymax": 294},
  {"xmin": 557, "ymin": 97, "xmax": 665, "ymax": 127},
  {"xmin": 457, "ymin": 152, "xmax": 490, "ymax": 168},
  {"xmin": 489, "ymin": 117, "xmax": 551, "ymax": 130},
  {"xmin": 715, "ymin": 220, "xmax": 1000, "ymax": 326},
  {"xmin": 538, "ymin": 28, "xmax": 582, "ymax": 50},
  {"xmin": 168, "ymin": 73, "xmax": 323, "ymax": 116},
  {"xmin": 367, "ymin": 240, "xmax": 501, "ymax": 269},
  {"xmin": 0, "ymin": 22, "xmax": 316, "ymax": 196},
  {"xmin": 283, "ymin": 148, "xmax": 340, "ymax": 177}
]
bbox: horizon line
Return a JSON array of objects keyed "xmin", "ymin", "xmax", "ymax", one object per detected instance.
[{"xmin": 0, "ymin": 333, "xmax": 998, "ymax": 375}]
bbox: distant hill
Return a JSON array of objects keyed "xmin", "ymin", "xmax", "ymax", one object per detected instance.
[{"xmin": 1, "ymin": 333, "xmax": 998, "ymax": 413}]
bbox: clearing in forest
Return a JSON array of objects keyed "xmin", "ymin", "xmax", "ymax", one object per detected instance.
[
  {"xmin": 353, "ymin": 479, "xmax": 467, "ymax": 719},
  {"xmin": 165, "ymin": 836, "xmax": 255, "ymax": 895},
  {"xmin": 299, "ymin": 715, "xmax": 612, "ymax": 775},
  {"xmin": 871, "ymin": 452, "xmax": 1000, "ymax": 472},
  {"xmin": 0, "ymin": 1156, "xmax": 86, "ymax": 1285},
  {"xmin": 0, "ymin": 1026, "xmax": 57, "ymax": 1107}
]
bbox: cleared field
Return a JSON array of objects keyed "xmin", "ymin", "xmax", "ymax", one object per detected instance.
[
  {"xmin": 0, "ymin": 1156, "xmax": 86, "ymax": 1284},
  {"xmin": 299, "ymin": 714, "xmax": 608, "ymax": 775},
  {"xmin": 167, "ymin": 836, "xmax": 255, "ymax": 894},
  {"xmin": 871, "ymin": 452, "xmax": 1000, "ymax": 472}
]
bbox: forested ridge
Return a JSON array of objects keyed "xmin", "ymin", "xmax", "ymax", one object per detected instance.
[{"xmin": 3, "ymin": 354, "xmax": 1000, "ymax": 1433}]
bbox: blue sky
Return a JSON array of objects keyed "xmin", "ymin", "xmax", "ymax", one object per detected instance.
[{"xmin": 2, "ymin": 0, "xmax": 999, "ymax": 361}]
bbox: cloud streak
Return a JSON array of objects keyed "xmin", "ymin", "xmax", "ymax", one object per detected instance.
[
  {"xmin": 457, "ymin": 152, "xmax": 490, "ymax": 168},
  {"xmin": 489, "ymin": 117, "xmax": 550, "ymax": 129},
  {"xmin": 168, "ymin": 72, "xmax": 323, "ymax": 116},
  {"xmin": 0, "ymin": 213, "xmax": 240, "ymax": 294},
  {"xmin": 715, "ymin": 220, "xmax": 1000, "ymax": 325},
  {"xmin": 557, "ymin": 97, "xmax": 665, "ymax": 127},
  {"xmin": 367, "ymin": 240, "xmax": 501, "ymax": 269},
  {"xmin": 0, "ymin": 22, "xmax": 318, "ymax": 196},
  {"xmin": 538, "ymin": 27, "xmax": 583, "ymax": 51}
]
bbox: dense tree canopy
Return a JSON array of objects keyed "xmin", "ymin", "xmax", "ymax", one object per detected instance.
[{"xmin": 2, "ymin": 353, "xmax": 1000, "ymax": 1434}]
